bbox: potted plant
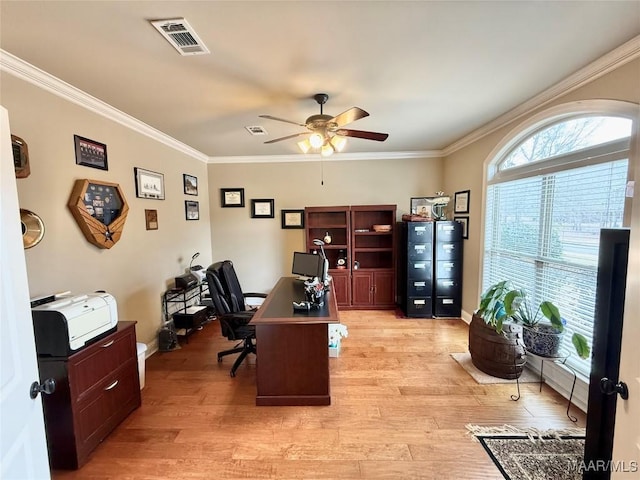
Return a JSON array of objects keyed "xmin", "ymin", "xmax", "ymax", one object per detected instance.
[
  {"xmin": 504, "ymin": 289, "xmax": 590, "ymax": 359},
  {"xmin": 468, "ymin": 281, "xmax": 526, "ymax": 379}
]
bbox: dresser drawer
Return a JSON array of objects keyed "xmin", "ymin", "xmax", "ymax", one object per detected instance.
[{"xmin": 69, "ymin": 326, "xmax": 136, "ymax": 401}]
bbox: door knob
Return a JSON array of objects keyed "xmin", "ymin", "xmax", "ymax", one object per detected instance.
[
  {"xmin": 599, "ymin": 377, "xmax": 629, "ymax": 400},
  {"xmin": 30, "ymin": 378, "xmax": 56, "ymax": 399}
]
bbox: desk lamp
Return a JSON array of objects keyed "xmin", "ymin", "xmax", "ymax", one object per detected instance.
[
  {"xmin": 189, "ymin": 252, "xmax": 205, "ymax": 282},
  {"xmin": 312, "ymin": 239, "xmax": 330, "ymax": 285}
]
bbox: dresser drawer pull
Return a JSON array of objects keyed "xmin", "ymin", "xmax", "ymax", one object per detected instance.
[
  {"xmin": 104, "ymin": 380, "xmax": 119, "ymax": 391},
  {"xmin": 101, "ymin": 340, "xmax": 115, "ymax": 348}
]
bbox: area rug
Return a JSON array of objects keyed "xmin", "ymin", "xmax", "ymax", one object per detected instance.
[
  {"xmin": 451, "ymin": 352, "xmax": 538, "ymax": 384},
  {"xmin": 467, "ymin": 424, "xmax": 586, "ymax": 480}
]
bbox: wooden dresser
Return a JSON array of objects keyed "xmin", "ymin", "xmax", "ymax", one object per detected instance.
[{"xmin": 37, "ymin": 321, "xmax": 141, "ymax": 469}]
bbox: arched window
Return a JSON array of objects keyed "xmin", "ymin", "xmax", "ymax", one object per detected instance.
[{"xmin": 483, "ymin": 107, "xmax": 633, "ymax": 377}]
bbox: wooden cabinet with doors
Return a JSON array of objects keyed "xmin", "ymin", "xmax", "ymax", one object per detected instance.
[{"xmin": 305, "ymin": 204, "xmax": 396, "ymax": 309}]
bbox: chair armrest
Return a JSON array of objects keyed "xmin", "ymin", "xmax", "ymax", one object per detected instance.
[
  {"xmin": 243, "ymin": 292, "xmax": 267, "ymax": 310},
  {"xmin": 243, "ymin": 293, "xmax": 267, "ymax": 299}
]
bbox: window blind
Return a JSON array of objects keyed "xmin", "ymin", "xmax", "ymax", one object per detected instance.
[{"xmin": 484, "ymin": 159, "xmax": 628, "ymax": 376}]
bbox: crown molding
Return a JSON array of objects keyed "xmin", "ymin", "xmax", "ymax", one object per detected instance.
[
  {"xmin": 0, "ymin": 49, "xmax": 209, "ymax": 162},
  {"xmin": 3, "ymin": 32, "xmax": 638, "ymax": 165},
  {"xmin": 442, "ymin": 34, "xmax": 640, "ymax": 157},
  {"xmin": 208, "ymin": 150, "xmax": 443, "ymax": 164}
]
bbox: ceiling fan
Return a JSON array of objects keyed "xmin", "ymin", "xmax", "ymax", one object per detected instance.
[{"xmin": 259, "ymin": 93, "xmax": 388, "ymax": 156}]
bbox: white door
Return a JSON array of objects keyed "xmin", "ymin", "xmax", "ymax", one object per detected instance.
[
  {"xmin": 611, "ymin": 121, "xmax": 640, "ymax": 478},
  {"xmin": 0, "ymin": 106, "xmax": 51, "ymax": 479}
]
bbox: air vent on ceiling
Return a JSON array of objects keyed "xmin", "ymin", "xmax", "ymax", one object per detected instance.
[
  {"xmin": 150, "ymin": 18, "xmax": 210, "ymax": 56},
  {"xmin": 245, "ymin": 126, "xmax": 268, "ymax": 136}
]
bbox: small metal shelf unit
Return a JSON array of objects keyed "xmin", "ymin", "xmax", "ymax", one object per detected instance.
[{"xmin": 162, "ymin": 282, "xmax": 211, "ymax": 341}]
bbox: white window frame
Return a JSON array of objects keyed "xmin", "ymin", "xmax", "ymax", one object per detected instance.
[{"xmin": 479, "ymin": 100, "xmax": 638, "ymax": 410}]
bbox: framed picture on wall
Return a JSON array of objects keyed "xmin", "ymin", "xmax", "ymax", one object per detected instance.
[
  {"xmin": 281, "ymin": 209, "xmax": 305, "ymax": 229},
  {"xmin": 410, "ymin": 197, "xmax": 435, "ymax": 217},
  {"xmin": 134, "ymin": 167, "xmax": 165, "ymax": 200},
  {"xmin": 251, "ymin": 199, "xmax": 275, "ymax": 218},
  {"xmin": 183, "ymin": 174, "xmax": 198, "ymax": 196},
  {"xmin": 74, "ymin": 135, "xmax": 108, "ymax": 170},
  {"xmin": 185, "ymin": 200, "xmax": 199, "ymax": 220},
  {"xmin": 454, "ymin": 190, "xmax": 470, "ymax": 214},
  {"xmin": 145, "ymin": 209, "xmax": 158, "ymax": 230},
  {"xmin": 454, "ymin": 216, "xmax": 469, "ymax": 239},
  {"xmin": 220, "ymin": 188, "xmax": 245, "ymax": 207}
]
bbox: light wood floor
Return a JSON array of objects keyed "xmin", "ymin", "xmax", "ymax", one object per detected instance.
[{"xmin": 53, "ymin": 310, "xmax": 584, "ymax": 480}]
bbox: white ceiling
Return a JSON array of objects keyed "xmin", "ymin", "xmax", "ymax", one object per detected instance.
[{"xmin": 1, "ymin": 1, "xmax": 639, "ymax": 160}]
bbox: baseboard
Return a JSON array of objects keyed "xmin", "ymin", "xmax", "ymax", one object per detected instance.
[
  {"xmin": 146, "ymin": 338, "xmax": 159, "ymax": 358},
  {"xmin": 461, "ymin": 309, "xmax": 472, "ymax": 325}
]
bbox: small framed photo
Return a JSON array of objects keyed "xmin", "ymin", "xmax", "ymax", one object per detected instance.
[
  {"xmin": 134, "ymin": 167, "xmax": 165, "ymax": 200},
  {"xmin": 221, "ymin": 188, "xmax": 244, "ymax": 208},
  {"xmin": 185, "ymin": 200, "xmax": 199, "ymax": 220},
  {"xmin": 251, "ymin": 199, "xmax": 275, "ymax": 218},
  {"xmin": 410, "ymin": 197, "xmax": 434, "ymax": 218},
  {"xmin": 183, "ymin": 174, "xmax": 198, "ymax": 196},
  {"xmin": 145, "ymin": 209, "xmax": 158, "ymax": 230},
  {"xmin": 454, "ymin": 216, "xmax": 469, "ymax": 239},
  {"xmin": 74, "ymin": 135, "xmax": 108, "ymax": 170},
  {"xmin": 454, "ymin": 190, "xmax": 470, "ymax": 214},
  {"xmin": 281, "ymin": 209, "xmax": 305, "ymax": 229}
]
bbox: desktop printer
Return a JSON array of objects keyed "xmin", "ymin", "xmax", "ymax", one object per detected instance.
[{"xmin": 31, "ymin": 292, "xmax": 118, "ymax": 356}]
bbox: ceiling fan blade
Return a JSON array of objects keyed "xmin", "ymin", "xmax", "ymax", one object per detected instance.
[
  {"xmin": 264, "ymin": 132, "xmax": 309, "ymax": 144},
  {"xmin": 330, "ymin": 107, "xmax": 369, "ymax": 127},
  {"xmin": 259, "ymin": 115, "xmax": 306, "ymax": 127},
  {"xmin": 336, "ymin": 129, "xmax": 389, "ymax": 142}
]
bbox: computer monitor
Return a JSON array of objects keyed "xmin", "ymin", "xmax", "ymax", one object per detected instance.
[{"xmin": 291, "ymin": 252, "xmax": 322, "ymax": 280}]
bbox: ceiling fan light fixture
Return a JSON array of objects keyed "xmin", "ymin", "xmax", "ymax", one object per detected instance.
[
  {"xmin": 330, "ymin": 135, "xmax": 347, "ymax": 152},
  {"xmin": 297, "ymin": 139, "xmax": 311, "ymax": 154},
  {"xmin": 309, "ymin": 132, "xmax": 324, "ymax": 148},
  {"xmin": 321, "ymin": 143, "xmax": 334, "ymax": 157}
]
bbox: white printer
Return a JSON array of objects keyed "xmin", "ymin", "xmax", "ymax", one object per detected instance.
[{"xmin": 31, "ymin": 292, "xmax": 118, "ymax": 356}]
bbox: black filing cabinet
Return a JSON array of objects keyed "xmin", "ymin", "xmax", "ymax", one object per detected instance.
[
  {"xmin": 398, "ymin": 220, "xmax": 463, "ymax": 318},
  {"xmin": 434, "ymin": 221, "xmax": 463, "ymax": 317},
  {"xmin": 398, "ymin": 222, "xmax": 434, "ymax": 317}
]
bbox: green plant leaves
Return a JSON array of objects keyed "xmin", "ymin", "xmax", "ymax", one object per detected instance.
[
  {"xmin": 572, "ymin": 333, "xmax": 590, "ymax": 359},
  {"xmin": 540, "ymin": 301, "xmax": 563, "ymax": 332}
]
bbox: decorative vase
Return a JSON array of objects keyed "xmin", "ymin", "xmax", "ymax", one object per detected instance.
[{"xmin": 522, "ymin": 324, "xmax": 563, "ymax": 357}]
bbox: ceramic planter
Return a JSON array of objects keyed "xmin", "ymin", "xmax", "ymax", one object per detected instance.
[{"xmin": 523, "ymin": 324, "xmax": 563, "ymax": 357}]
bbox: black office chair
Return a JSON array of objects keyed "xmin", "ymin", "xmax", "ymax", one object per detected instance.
[
  {"xmin": 205, "ymin": 267, "xmax": 256, "ymax": 377},
  {"xmin": 209, "ymin": 260, "xmax": 267, "ymax": 311}
]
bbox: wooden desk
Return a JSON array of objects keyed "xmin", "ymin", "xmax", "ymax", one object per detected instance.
[{"xmin": 251, "ymin": 276, "xmax": 339, "ymax": 406}]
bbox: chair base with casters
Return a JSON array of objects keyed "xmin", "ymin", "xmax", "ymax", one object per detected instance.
[{"xmin": 217, "ymin": 334, "xmax": 256, "ymax": 377}]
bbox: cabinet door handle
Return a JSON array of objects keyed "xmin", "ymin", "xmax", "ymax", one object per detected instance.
[
  {"xmin": 104, "ymin": 380, "xmax": 119, "ymax": 391},
  {"xmin": 101, "ymin": 340, "xmax": 115, "ymax": 348}
]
